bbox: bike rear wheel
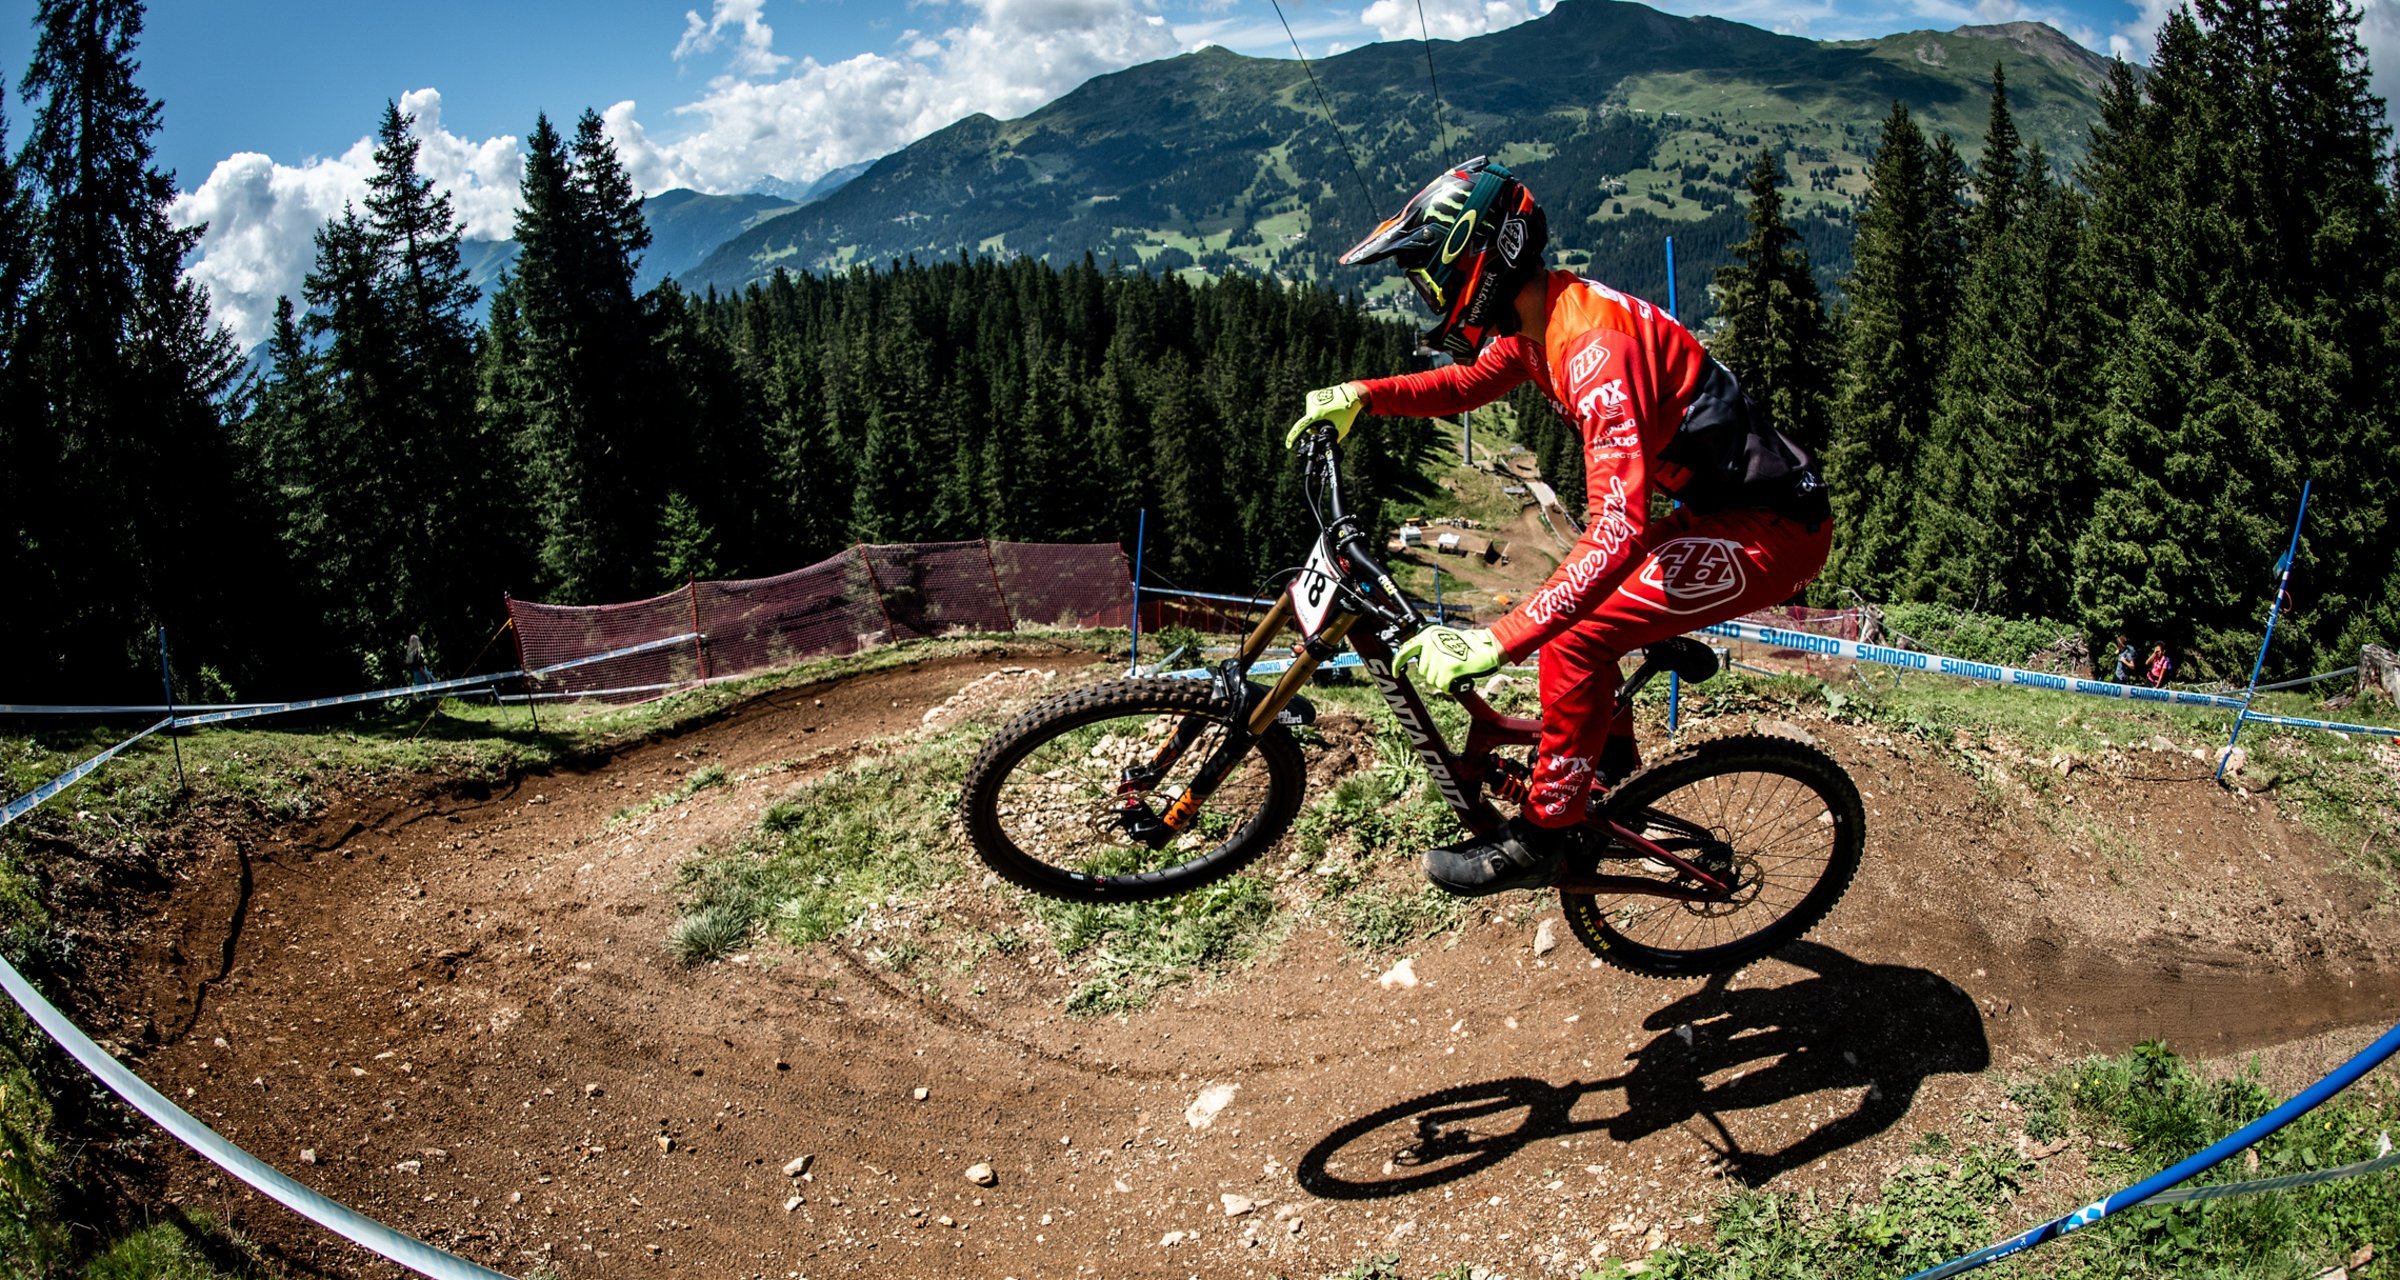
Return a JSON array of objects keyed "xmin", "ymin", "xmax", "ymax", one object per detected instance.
[
  {"xmin": 959, "ymin": 677, "xmax": 1307, "ymax": 903},
  {"xmin": 1561, "ymin": 735, "xmax": 1863, "ymax": 978}
]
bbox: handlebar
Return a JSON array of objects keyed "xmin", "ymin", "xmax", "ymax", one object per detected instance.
[{"xmin": 1294, "ymin": 426, "xmax": 1422, "ymax": 632}]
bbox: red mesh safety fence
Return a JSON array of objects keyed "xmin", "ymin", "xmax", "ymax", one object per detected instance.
[
  {"xmin": 695, "ymin": 551, "xmax": 887, "ymax": 676},
  {"xmin": 860, "ymin": 542, "xmax": 1014, "ymax": 641},
  {"xmin": 507, "ymin": 587, "xmax": 702, "ymax": 699},
  {"xmin": 1735, "ymin": 604, "xmax": 1862, "ymax": 640},
  {"xmin": 992, "ymin": 542, "xmax": 1133, "ymax": 630},
  {"xmin": 506, "ymin": 540, "xmax": 1136, "ymax": 702}
]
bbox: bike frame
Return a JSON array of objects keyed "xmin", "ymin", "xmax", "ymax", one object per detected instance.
[{"xmin": 1196, "ymin": 434, "xmax": 1732, "ymax": 902}]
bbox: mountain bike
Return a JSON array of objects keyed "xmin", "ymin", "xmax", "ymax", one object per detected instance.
[{"xmin": 958, "ymin": 428, "xmax": 1864, "ymax": 978}]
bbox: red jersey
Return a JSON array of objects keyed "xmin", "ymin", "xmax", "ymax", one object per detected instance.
[{"xmin": 1358, "ymin": 271, "xmax": 1817, "ymax": 659}]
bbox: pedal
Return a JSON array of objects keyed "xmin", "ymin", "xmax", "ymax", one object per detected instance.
[{"xmin": 1642, "ymin": 636, "xmax": 1720, "ymax": 685}]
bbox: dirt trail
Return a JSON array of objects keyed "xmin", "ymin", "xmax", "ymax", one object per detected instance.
[{"xmin": 85, "ymin": 655, "xmax": 2400, "ymax": 1279}]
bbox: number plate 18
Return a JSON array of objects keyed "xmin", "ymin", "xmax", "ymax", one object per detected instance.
[{"xmin": 1289, "ymin": 537, "xmax": 1341, "ymax": 639}]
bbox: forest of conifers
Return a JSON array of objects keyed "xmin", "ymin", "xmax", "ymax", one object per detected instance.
[{"xmin": 1, "ymin": 0, "xmax": 2394, "ymax": 704}]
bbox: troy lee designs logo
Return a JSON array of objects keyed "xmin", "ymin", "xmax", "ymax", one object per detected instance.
[
  {"xmin": 1566, "ymin": 343, "xmax": 1609, "ymax": 387},
  {"xmin": 1523, "ymin": 476, "xmax": 1636, "ymax": 627},
  {"xmin": 1623, "ymin": 537, "xmax": 1750, "ymax": 615}
]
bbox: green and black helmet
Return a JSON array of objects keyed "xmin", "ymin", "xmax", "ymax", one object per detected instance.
[{"xmin": 1340, "ymin": 156, "xmax": 1548, "ymax": 357}]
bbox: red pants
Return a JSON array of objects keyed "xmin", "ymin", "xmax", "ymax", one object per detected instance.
[{"xmin": 1523, "ymin": 506, "xmax": 1832, "ymax": 828}]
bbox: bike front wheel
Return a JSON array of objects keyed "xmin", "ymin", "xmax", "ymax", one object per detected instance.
[
  {"xmin": 959, "ymin": 677, "xmax": 1307, "ymax": 903},
  {"xmin": 1561, "ymin": 734, "xmax": 1863, "ymax": 978}
]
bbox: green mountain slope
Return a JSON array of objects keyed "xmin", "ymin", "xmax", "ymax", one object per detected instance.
[
  {"xmin": 680, "ymin": 0, "xmax": 2115, "ymax": 319},
  {"xmin": 637, "ymin": 188, "xmax": 800, "ymax": 288}
]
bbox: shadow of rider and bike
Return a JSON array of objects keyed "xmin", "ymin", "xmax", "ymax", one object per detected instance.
[{"xmin": 1295, "ymin": 941, "xmax": 1992, "ymax": 1200}]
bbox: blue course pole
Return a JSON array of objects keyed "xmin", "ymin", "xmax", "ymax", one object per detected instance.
[
  {"xmin": 1129, "ymin": 508, "xmax": 1147, "ymax": 676},
  {"xmin": 1903, "ymin": 1017, "xmax": 2400, "ymax": 1280},
  {"xmin": 2219, "ymin": 481, "xmax": 2311, "ymax": 780},
  {"xmin": 1663, "ymin": 236, "xmax": 1677, "ymax": 318},
  {"xmin": 1664, "ymin": 235, "xmax": 1681, "ymax": 735}
]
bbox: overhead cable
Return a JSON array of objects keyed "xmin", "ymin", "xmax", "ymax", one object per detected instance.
[
  {"xmin": 1267, "ymin": 0, "xmax": 1381, "ymax": 217},
  {"xmin": 1416, "ymin": 0, "xmax": 1456, "ymax": 159}
]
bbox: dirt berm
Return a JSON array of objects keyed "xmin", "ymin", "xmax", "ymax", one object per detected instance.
[{"xmin": 68, "ymin": 653, "xmax": 2400, "ymax": 1278}]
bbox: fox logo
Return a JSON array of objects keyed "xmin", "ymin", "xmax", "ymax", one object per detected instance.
[
  {"xmin": 1624, "ymin": 537, "xmax": 1748, "ymax": 615},
  {"xmin": 1574, "ymin": 378, "xmax": 1630, "ymax": 423}
]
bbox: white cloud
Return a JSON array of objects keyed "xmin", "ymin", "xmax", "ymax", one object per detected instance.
[
  {"xmin": 172, "ymin": 88, "xmax": 522, "ymax": 349},
  {"xmin": 174, "ymin": 2, "xmax": 1199, "ymax": 345},
  {"xmin": 2108, "ymin": 0, "xmax": 2394, "ymax": 111},
  {"xmin": 1359, "ymin": 0, "xmax": 1545, "ymax": 42},
  {"xmin": 649, "ymin": 0, "xmax": 1183, "ymax": 192},
  {"xmin": 2365, "ymin": 0, "xmax": 2400, "ymax": 119},
  {"xmin": 675, "ymin": 0, "xmax": 791, "ymax": 80}
]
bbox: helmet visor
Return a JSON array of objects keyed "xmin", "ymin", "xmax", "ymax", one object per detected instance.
[{"xmin": 1402, "ymin": 262, "xmax": 1449, "ymax": 314}]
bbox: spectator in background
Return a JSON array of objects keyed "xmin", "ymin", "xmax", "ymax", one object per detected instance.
[
  {"xmin": 403, "ymin": 633, "xmax": 434, "ymax": 691},
  {"xmin": 2110, "ymin": 634, "xmax": 2137, "ymax": 683},
  {"xmin": 2145, "ymin": 642, "xmax": 2172, "ymax": 688}
]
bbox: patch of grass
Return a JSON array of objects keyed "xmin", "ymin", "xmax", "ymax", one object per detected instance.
[
  {"xmin": 2048, "ymin": 1039, "xmax": 2398, "ymax": 1277},
  {"xmin": 79, "ymin": 1217, "xmax": 261, "ymax": 1279},
  {"xmin": 0, "ymin": 1008, "xmax": 64, "ymax": 1272},
  {"xmin": 1880, "ymin": 602, "xmax": 2081, "ymax": 667},
  {"xmin": 607, "ymin": 762, "xmax": 729, "ymax": 827},
  {"xmin": 1638, "ymin": 1040, "xmax": 2397, "ymax": 1280},
  {"xmin": 1038, "ymin": 875, "xmax": 1280, "ymax": 1016},
  {"xmin": 667, "ymin": 724, "xmax": 987, "ymax": 964},
  {"xmin": 1339, "ymin": 884, "xmax": 1463, "ymax": 953},
  {"xmin": 1288, "ymin": 730, "xmax": 1456, "ymax": 887}
]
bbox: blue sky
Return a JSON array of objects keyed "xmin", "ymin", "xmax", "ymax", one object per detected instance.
[{"xmin": 6, "ymin": 0, "xmax": 2387, "ymax": 346}]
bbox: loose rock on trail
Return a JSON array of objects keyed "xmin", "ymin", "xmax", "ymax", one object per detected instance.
[{"xmin": 74, "ymin": 652, "xmax": 2400, "ymax": 1278}]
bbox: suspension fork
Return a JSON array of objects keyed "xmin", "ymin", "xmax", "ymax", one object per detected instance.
[
  {"xmin": 1153, "ymin": 612, "xmax": 1354, "ymax": 832},
  {"xmin": 1128, "ymin": 594, "xmax": 1299, "ymax": 786},
  {"xmin": 1129, "ymin": 598, "xmax": 1354, "ymax": 838}
]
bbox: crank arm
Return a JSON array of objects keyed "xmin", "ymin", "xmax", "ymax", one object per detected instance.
[{"xmin": 1582, "ymin": 818, "xmax": 1735, "ymax": 896}]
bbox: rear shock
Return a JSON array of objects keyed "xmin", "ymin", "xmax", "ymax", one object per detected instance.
[{"xmin": 1485, "ymin": 754, "xmax": 1531, "ymax": 805}]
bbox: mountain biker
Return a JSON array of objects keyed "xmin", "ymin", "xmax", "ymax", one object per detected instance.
[{"xmin": 1289, "ymin": 157, "xmax": 1832, "ymax": 897}]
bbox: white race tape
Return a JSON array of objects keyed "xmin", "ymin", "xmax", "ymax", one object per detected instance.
[
  {"xmin": 523, "ymin": 633, "xmax": 699, "ymax": 679},
  {"xmin": 0, "ymin": 954, "xmax": 513, "ymax": 1279},
  {"xmin": 166, "ymin": 670, "xmax": 517, "ymax": 730},
  {"xmin": 0, "ymin": 719, "xmax": 172, "ymax": 826},
  {"xmin": 0, "ymin": 702, "xmax": 286, "ymax": 715},
  {"xmin": 1702, "ymin": 620, "xmax": 2256, "ymax": 711}
]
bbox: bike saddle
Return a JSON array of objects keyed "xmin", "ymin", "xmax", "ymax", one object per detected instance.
[{"xmin": 1642, "ymin": 636, "xmax": 1720, "ymax": 684}]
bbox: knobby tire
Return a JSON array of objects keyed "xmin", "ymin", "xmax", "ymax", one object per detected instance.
[
  {"xmin": 1562, "ymin": 734, "xmax": 1863, "ymax": 978},
  {"xmin": 959, "ymin": 677, "xmax": 1307, "ymax": 903}
]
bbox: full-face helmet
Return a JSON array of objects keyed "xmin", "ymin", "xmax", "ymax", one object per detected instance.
[{"xmin": 1339, "ymin": 157, "xmax": 1548, "ymax": 357}]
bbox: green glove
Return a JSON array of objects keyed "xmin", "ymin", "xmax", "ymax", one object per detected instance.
[
  {"xmin": 1286, "ymin": 382, "xmax": 1367, "ymax": 450},
  {"xmin": 1393, "ymin": 625, "xmax": 1504, "ymax": 695}
]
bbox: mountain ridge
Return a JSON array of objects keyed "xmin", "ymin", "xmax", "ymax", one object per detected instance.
[{"xmin": 676, "ymin": 0, "xmax": 2117, "ymax": 318}]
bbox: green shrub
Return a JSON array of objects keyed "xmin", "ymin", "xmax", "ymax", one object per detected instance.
[{"xmin": 1882, "ymin": 601, "xmax": 2080, "ymax": 667}]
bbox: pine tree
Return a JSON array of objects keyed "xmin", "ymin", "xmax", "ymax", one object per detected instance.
[
  {"xmin": 2070, "ymin": 0, "xmax": 2396, "ymax": 672},
  {"xmin": 1907, "ymin": 154, "xmax": 2099, "ymax": 619},
  {"xmin": 11, "ymin": 0, "xmax": 251, "ymax": 698},
  {"xmin": 278, "ymin": 101, "xmax": 508, "ymax": 676},
  {"xmin": 489, "ymin": 108, "xmax": 670, "ymax": 600},
  {"xmin": 0, "ymin": 87, "xmax": 34, "ymax": 682},
  {"xmin": 1708, "ymin": 149, "xmax": 1832, "ymax": 456},
  {"xmin": 1968, "ymin": 64, "xmax": 2025, "ymax": 247},
  {"xmin": 654, "ymin": 491, "xmax": 723, "ymax": 588},
  {"xmin": 1818, "ymin": 102, "xmax": 1964, "ymax": 602}
]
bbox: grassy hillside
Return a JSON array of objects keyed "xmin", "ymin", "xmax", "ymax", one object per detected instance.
[{"xmin": 682, "ymin": 0, "xmax": 2116, "ymax": 318}]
